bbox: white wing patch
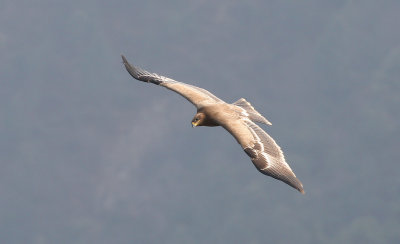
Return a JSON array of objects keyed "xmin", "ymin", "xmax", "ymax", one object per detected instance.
[
  {"xmin": 241, "ymin": 118, "xmax": 304, "ymax": 193},
  {"xmin": 243, "ymin": 118, "xmax": 271, "ymax": 170},
  {"xmin": 240, "ymin": 108, "xmax": 250, "ymax": 117}
]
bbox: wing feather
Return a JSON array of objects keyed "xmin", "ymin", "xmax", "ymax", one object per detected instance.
[
  {"xmin": 227, "ymin": 118, "xmax": 304, "ymax": 193},
  {"xmin": 122, "ymin": 55, "xmax": 223, "ymax": 108},
  {"xmin": 233, "ymin": 98, "xmax": 272, "ymax": 125},
  {"xmin": 122, "ymin": 55, "xmax": 304, "ymax": 193}
]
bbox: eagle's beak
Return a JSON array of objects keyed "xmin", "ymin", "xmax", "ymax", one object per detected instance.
[{"xmin": 191, "ymin": 121, "xmax": 197, "ymax": 128}]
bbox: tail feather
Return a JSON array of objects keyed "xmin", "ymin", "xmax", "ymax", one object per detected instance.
[{"xmin": 233, "ymin": 98, "xmax": 272, "ymax": 125}]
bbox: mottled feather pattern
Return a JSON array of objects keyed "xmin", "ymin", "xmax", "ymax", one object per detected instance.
[
  {"xmin": 243, "ymin": 119, "xmax": 304, "ymax": 193},
  {"xmin": 122, "ymin": 55, "xmax": 222, "ymax": 106},
  {"xmin": 122, "ymin": 55, "xmax": 304, "ymax": 194}
]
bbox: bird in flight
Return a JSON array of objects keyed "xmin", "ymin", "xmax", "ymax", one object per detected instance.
[{"xmin": 121, "ymin": 55, "xmax": 304, "ymax": 194}]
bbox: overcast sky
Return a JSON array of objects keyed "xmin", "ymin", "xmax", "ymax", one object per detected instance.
[{"xmin": 1, "ymin": 0, "xmax": 399, "ymax": 243}]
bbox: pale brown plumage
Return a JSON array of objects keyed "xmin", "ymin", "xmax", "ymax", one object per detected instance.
[{"xmin": 121, "ymin": 55, "xmax": 304, "ymax": 194}]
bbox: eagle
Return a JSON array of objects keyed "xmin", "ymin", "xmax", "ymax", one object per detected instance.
[{"xmin": 121, "ymin": 55, "xmax": 304, "ymax": 194}]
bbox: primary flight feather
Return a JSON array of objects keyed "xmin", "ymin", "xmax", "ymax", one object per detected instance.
[{"xmin": 121, "ymin": 55, "xmax": 304, "ymax": 194}]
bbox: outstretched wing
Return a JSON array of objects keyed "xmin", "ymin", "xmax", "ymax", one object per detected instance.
[
  {"xmin": 224, "ymin": 118, "xmax": 304, "ymax": 193},
  {"xmin": 122, "ymin": 55, "xmax": 223, "ymax": 108}
]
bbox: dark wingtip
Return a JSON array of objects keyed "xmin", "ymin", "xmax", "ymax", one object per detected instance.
[
  {"xmin": 281, "ymin": 172, "xmax": 305, "ymax": 194},
  {"xmin": 121, "ymin": 55, "xmax": 163, "ymax": 85},
  {"xmin": 292, "ymin": 179, "xmax": 305, "ymax": 194},
  {"xmin": 121, "ymin": 54, "xmax": 128, "ymax": 64},
  {"xmin": 121, "ymin": 54, "xmax": 139, "ymax": 80},
  {"xmin": 121, "ymin": 54, "xmax": 131, "ymax": 70}
]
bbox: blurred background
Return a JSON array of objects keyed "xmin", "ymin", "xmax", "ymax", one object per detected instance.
[{"xmin": 1, "ymin": 0, "xmax": 399, "ymax": 243}]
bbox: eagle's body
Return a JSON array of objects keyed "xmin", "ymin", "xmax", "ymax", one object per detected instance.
[{"xmin": 122, "ymin": 55, "xmax": 304, "ymax": 194}]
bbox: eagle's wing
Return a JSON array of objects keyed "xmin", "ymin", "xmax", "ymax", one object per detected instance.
[
  {"xmin": 122, "ymin": 55, "xmax": 303, "ymax": 193},
  {"xmin": 224, "ymin": 118, "xmax": 304, "ymax": 193},
  {"xmin": 122, "ymin": 55, "xmax": 223, "ymax": 108}
]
